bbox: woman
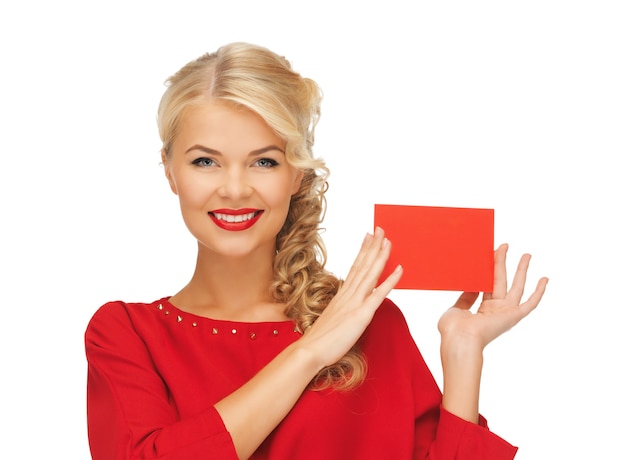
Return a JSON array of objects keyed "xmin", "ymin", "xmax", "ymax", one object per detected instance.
[{"xmin": 85, "ymin": 42, "xmax": 548, "ymax": 459}]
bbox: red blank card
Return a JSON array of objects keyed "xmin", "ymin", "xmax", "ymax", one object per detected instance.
[{"xmin": 374, "ymin": 204, "xmax": 494, "ymax": 292}]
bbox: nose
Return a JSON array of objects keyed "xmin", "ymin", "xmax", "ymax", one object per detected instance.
[{"xmin": 217, "ymin": 167, "xmax": 252, "ymax": 200}]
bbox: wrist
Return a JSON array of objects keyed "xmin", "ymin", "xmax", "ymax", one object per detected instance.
[
  {"xmin": 289, "ymin": 336, "xmax": 328, "ymax": 376},
  {"xmin": 440, "ymin": 333, "xmax": 484, "ymax": 360},
  {"xmin": 440, "ymin": 336, "xmax": 484, "ymax": 424}
]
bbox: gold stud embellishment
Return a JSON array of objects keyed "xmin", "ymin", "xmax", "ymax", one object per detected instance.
[
  {"xmin": 273, "ymin": 330, "xmax": 279, "ymax": 336},
  {"xmin": 164, "ymin": 311, "xmax": 170, "ymax": 315},
  {"xmin": 177, "ymin": 315, "xmax": 183, "ymax": 323},
  {"xmin": 231, "ymin": 329, "xmax": 237, "ymax": 335},
  {"xmin": 157, "ymin": 304, "xmax": 163, "ymax": 310},
  {"xmin": 212, "ymin": 328, "xmax": 218, "ymax": 335},
  {"xmin": 192, "ymin": 322, "xmax": 198, "ymax": 327},
  {"xmin": 250, "ymin": 332, "xmax": 256, "ymax": 340}
]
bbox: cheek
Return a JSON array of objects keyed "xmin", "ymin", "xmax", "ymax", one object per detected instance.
[
  {"xmin": 176, "ymin": 177, "xmax": 213, "ymax": 208},
  {"xmin": 268, "ymin": 177, "xmax": 299, "ymax": 207}
]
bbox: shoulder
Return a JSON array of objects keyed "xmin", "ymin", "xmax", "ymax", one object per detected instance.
[
  {"xmin": 87, "ymin": 298, "xmax": 160, "ymax": 326},
  {"xmin": 360, "ymin": 298, "xmax": 430, "ymax": 376},
  {"xmin": 360, "ymin": 297, "xmax": 415, "ymax": 350},
  {"xmin": 85, "ymin": 298, "xmax": 167, "ymax": 346},
  {"xmin": 371, "ymin": 298, "xmax": 411, "ymax": 332}
]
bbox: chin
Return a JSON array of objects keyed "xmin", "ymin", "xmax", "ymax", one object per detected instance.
[{"xmin": 199, "ymin": 239, "xmax": 275, "ymax": 260}]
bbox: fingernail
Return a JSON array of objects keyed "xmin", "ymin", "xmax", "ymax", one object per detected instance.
[{"xmin": 375, "ymin": 226, "xmax": 383, "ymax": 237}]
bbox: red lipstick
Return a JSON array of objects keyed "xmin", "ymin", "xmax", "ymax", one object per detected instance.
[{"xmin": 208, "ymin": 208, "xmax": 264, "ymax": 231}]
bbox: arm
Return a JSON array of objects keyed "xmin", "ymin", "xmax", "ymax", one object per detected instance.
[
  {"xmin": 86, "ymin": 307, "xmax": 238, "ymax": 459},
  {"xmin": 438, "ymin": 244, "xmax": 548, "ymax": 423},
  {"xmin": 216, "ymin": 228, "xmax": 403, "ymax": 458},
  {"xmin": 364, "ymin": 299, "xmax": 519, "ymax": 459}
]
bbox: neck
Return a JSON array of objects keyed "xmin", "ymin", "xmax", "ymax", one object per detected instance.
[{"xmin": 170, "ymin": 243, "xmax": 287, "ymax": 322}]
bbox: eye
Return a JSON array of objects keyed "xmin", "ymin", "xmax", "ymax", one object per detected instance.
[
  {"xmin": 191, "ymin": 157, "xmax": 215, "ymax": 167},
  {"xmin": 255, "ymin": 158, "xmax": 279, "ymax": 168}
]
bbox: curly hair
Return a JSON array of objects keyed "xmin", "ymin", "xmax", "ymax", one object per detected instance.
[{"xmin": 157, "ymin": 42, "xmax": 366, "ymax": 390}]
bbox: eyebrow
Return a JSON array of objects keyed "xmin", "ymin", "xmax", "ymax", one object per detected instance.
[{"xmin": 184, "ymin": 144, "xmax": 285, "ymax": 156}]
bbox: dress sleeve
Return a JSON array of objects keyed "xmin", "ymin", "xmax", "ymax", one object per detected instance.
[
  {"xmin": 85, "ymin": 302, "xmax": 238, "ymax": 460},
  {"xmin": 416, "ymin": 406, "xmax": 519, "ymax": 459}
]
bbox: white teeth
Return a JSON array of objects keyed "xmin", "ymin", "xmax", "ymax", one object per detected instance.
[{"xmin": 213, "ymin": 212, "xmax": 257, "ymax": 223}]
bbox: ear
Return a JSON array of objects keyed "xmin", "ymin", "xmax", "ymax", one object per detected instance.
[
  {"xmin": 291, "ymin": 169, "xmax": 305, "ymax": 195},
  {"xmin": 161, "ymin": 149, "xmax": 178, "ymax": 195}
]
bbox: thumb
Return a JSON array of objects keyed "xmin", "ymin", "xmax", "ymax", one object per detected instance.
[{"xmin": 452, "ymin": 292, "xmax": 479, "ymax": 310}]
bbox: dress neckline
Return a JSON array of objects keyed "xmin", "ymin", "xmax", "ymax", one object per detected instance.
[{"xmin": 157, "ymin": 296, "xmax": 296, "ymax": 327}]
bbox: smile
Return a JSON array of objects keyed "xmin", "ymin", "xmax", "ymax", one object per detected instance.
[
  {"xmin": 212, "ymin": 211, "xmax": 259, "ymax": 223},
  {"xmin": 208, "ymin": 209, "xmax": 264, "ymax": 231}
]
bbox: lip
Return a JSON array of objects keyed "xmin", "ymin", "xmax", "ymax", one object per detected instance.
[{"xmin": 208, "ymin": 208, "xmax": 264, "ymax": 231}]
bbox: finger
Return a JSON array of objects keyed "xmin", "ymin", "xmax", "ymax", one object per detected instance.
[
  {"xmin": 492, "ymin": 244, "xmax": 509, "ymax": 299},
  {"xmin": 369, "ymin": 264, "xmax": 403, "ymax": 305},
  {"xmin": 343, "ymin": 228, "xmax": 390, "ymax": 294},
  {"xmin": 343, "ymin": 228, "xmax": 386, "ymax": 286},
  {"xmin": 342, "ymin": 232, "xmax": 374, "ymax": 285},
  {"xmin": 350, "ymin": 228, "xmax": 387, "ymax": 287},
  {"xmin": 517, "ymin": 276, "xmax": 549, "ymax": 317},
  {"xmin": 507, "ymin": 253, "xmax": 531, "ymax": 303},
  {"xmin": 354, "ymin": 232, "xmax": 394, "ymax": 293},
  {"xmin": 452, "ymin": 292, "xmax": 480, "ymax": 310}
]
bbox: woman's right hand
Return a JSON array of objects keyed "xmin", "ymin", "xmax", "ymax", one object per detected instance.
[{"xmin": 299, "ymin": 227, "xmax": 403, "ymax": 369}]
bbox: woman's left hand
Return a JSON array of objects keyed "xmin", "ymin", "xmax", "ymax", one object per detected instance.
[{"xmin": 437, "ymin": 243, "xmax": 549, "ymax": 350}]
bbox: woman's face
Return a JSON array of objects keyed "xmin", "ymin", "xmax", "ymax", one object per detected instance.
[{"xmin": 162, "ymin": 100, "xmax": 303, "ymax": 260}]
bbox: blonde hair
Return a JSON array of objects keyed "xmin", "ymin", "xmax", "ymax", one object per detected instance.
[{"xmin": 157, "ymin": 42, "xmax": 366, "ymax": 390}]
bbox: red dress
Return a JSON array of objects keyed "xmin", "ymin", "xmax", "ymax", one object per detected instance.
[{"xmin": 85, "ymin": 297, "xmax": 518, "ymax": 459}]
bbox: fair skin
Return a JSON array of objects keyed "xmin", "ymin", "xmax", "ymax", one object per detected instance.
[
  {"xmin": 162, "ymin": 99, "xmax": 548, "ymax": 459},
  {"xmin": 163, "ymin": 100, "xmax": 303, "ymax": 321}
]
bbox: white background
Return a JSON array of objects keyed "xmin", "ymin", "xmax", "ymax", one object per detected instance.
[{"xmin": 1, "ymin": 1, "xmax": 624, "ymax": 458}]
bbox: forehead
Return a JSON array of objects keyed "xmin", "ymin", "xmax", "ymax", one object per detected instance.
[{"xmin": 174, "ymin": 100, "xmax": 284, "ymax": 152}]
